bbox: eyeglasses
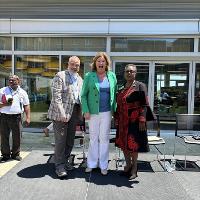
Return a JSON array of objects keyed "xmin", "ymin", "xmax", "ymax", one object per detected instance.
[
  {"xmin": 9, "ymin": 79, "xmax": 18, "ymax": 83},
  {"xmin": 69, "ymin": 62, "xmax": 80, "ymax": 67},
  {"xmin": 125, "ymin": 70, "xmax": 137, "ymax": 74}
]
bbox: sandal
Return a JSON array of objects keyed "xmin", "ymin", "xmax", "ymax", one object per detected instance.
[{"xmin": 129, "ymin": 166, "xmax": 138, "ymax": 180}]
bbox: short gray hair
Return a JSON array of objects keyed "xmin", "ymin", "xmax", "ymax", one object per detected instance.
[{"xmin": 9, "ymin": 74, "xmax": 20, "ymax": 80}]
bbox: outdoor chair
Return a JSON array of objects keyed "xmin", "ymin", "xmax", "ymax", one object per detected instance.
[
  {"xmin": 74, "ymin": 118, "xmax": 87, "ymax": 164},
  {"xmin": 111, "ymin": 115, "xmax": 166, "ymax": 171},
  {"xmin": 147, "ymin": 114, "xmax": 166, "ymax": 171},
  {"xmin": 174, "ymin": 114, "xmax": 200, "ymax": 169},
  {"xmin": 109, "ymin": 117, "xmax": 122, "ymax": 169}
]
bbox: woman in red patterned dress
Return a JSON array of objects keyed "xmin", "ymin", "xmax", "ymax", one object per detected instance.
[{"xmin": 115, "ymin": 64, "xmax": 150, "ymax": 180}]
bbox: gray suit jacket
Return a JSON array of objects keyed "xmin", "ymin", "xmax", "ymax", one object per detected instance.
[{"xmin": 47, "ymin": 70, "xmax": 83, "ymax": 122}]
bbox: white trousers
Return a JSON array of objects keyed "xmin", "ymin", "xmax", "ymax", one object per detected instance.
[{"xmin": 87, "ymin": 111, "xmax": 111, "ymax": 170}]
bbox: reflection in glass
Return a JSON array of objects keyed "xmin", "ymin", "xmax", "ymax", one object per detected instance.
[
  {"xmin": 115, "ymin": 62, "xmax": 149, "ymax": 89},
  {"xmin": 61, "ymin": 56, "xmax": 92, "ymax": 78},
  {"xmin": 154, "ymin": 63, "xmax": 189, "ymax": 119},
  {"xmin": 15, "ymin": 37, "xmax": 106, "ymax": 51},
  {"xmin": 111, "ymin": 38, "xmax": 194, "ymax": 52},
  {"xmin": 62, "ymin": 38, "xmax": 106, "ymax": 51},
  {"xmin": 15, "ymin": 37, "xmax": 62, "ymax": 51},
  {"xmin": 0, "ymin": 37, "xmax": 12, "ymax": 50},
  {"xmin": 194, "ymin": 64, "xmax": 200, "ymax": 113},
  {"xmin": 0, "ymin": 55, "xmax": 12, "ymax": 88},
  {"xmin": 15, "ymin": 55, "xmax": 59, "ymax": 124}
]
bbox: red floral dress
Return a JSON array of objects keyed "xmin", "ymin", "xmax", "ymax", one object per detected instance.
[{"xmin": 115, "ymin": 81, "xmax": 149, "ymax": 153}]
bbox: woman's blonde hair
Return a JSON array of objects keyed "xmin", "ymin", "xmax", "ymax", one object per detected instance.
[{"xmin": 91, "ymin": 52, "xmax": 111, "ymax": 71}]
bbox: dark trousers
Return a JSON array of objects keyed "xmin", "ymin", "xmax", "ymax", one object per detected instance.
[
  {"xmin": 0, "ymin": 114, "xmax": 22, "ymax": 158},
  {"xmin": 53, "ymin": 104, "xmax": 81, "ymax": 169}
]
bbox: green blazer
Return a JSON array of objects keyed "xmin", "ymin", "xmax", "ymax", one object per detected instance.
[{"xmin": 81, "ymin": 71, "xmax": 117, "ymax": 114}]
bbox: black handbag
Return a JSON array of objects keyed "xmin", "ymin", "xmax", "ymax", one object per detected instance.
[{"xmin": 146, "ymin": 105, "xmax": 157, "ymax": 121}]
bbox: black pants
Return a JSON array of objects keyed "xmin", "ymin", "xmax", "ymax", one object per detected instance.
[{"xmin": 0, "ymin": 113, "xmax": 22, "ymax": 158}]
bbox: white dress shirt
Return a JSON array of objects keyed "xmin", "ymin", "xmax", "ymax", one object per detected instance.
[{"xmin": 0, "ymin": 86, "xmax": 29, "ymax": 114}]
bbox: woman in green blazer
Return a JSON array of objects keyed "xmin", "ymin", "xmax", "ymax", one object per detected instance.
[{"xmin": 81, "ymin": 52, "xmax": 117, "ymax": 175}]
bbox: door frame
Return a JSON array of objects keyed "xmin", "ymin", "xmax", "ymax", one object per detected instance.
[
  {"xmin": 154, "ymin": 60, "xmax": 193, "ymax": 114},
  {"xmin": 113, "ymin": 59, "xmax": 193, "ymax": 113},
  {"xmin": 113, "ymin": 60, "xmax": 153, "ymax": 107}
]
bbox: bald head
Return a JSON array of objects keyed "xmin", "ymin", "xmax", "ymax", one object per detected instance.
[
  {"xmin": 8, "ymin": 74, "xmax": 20, "ymax": 90},
  {"xmin": 69, "ymin": 56, "xmax": 80, "ymax": 63},
  {"xmin": 68, "ymin": 56, "xmax": 80, "ymax": 73}
]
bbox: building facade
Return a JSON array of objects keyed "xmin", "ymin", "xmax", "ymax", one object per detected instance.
[{"xmin": 1, "ymin": 1, "xmax": 200, "ymax": 125}]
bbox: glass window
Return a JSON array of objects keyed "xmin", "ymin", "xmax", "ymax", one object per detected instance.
[
  {"xmin": 0, "ymin": 37, "xmax": 12, "ymax": 50},
  {"xmin": 15, "ymin": 37, "xmax": 62, "ymax": 51},
  {"xmin": 62, "ymin": 37, "xmax": 106, "ymax": 51},
  {"xmin": 115, "ymin": 62, "xmax": 149, "ymax": 89},
  {"xmin": 199, "ymin": 40, "xmax": 200, "ymax": 52},
  {"xmin": 0, "ymin": 55, "xmax": 12, "ymax": 88},
  {"xmin": 111, "ymin": 38, "xmax": 194, "ymax": 52},
  {"xmin": 154, "ymin": 63, "xmax": 189, "ymax": 119},
  {"xmin": 15, "ymin": 55, "xmax": 59, "ymax": 124},
  {"xmin": 61, "ymin": 56, "xmax": 92, "ymax": 78},
  {"xmin": 15, "ymin": 37, "xmax": 106, "ymax": 51},
  {"xmin": 194, "ymin": 63, "xmax": 200, "ymax": 113}
]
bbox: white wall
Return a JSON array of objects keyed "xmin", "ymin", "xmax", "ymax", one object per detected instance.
[
  {"xmin": 0, "ymin": 19, "xmax": 199, "ymax": 35},
  {"xmin": 0, "ymin": 19, "xmax": 10, "ymax": 33}
]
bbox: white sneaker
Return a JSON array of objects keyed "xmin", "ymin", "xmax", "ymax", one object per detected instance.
[
  {"xmin": 101, "ymin": 169, "xmax": 108, "ymax": 175},
  {"xmin": 85, "ymin": 167, "xmax": 92, "ymax": 173}
]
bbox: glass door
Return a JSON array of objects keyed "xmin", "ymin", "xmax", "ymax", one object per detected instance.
[
  {"xmin": 114, "ymin": 61, "xmax": 150, "ymax": 89},
  {"xmin": 194, "ymin": 63, "xmax": 200, "ymax": 113},
  {"xmin": 154, "ymin": 62, "xmax": 190, "ymax": 120},
  {"xmin": 114, "ymin": 61, "xmax": 191, "ymax": 122}
]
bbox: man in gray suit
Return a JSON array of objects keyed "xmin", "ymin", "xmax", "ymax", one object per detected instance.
[{"xmin": 48, "ymin": 56, "xmax": 83, "ymax": 178}]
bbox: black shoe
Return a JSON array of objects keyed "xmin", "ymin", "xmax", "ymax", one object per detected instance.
[
  {"xmin": 0, "ymin": 157, "xmax": 10, "ymax": 162},
  {"xmin": 11, "ymin": 155, "xmax": 22, "ymax": 161},
  {"xmin": 55, "ymin": 168, "xmax": 68, "ymax": 178}
]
